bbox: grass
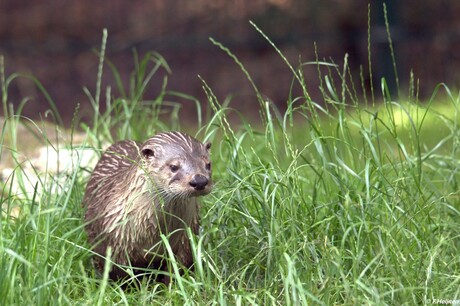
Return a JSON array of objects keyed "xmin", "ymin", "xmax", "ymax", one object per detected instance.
[{"xmin": 1, "ymin": 20, "xmax": 460, "ymax": 305}]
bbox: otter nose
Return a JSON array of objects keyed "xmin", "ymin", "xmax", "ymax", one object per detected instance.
[{"xmin": 189, "ymin": 174, "xmax": 209, "ymax": 191}]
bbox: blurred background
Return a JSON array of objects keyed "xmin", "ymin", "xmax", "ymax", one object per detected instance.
[{"xmin": 1, "ymin": 0, "xmax": 459, "ymax": 125}]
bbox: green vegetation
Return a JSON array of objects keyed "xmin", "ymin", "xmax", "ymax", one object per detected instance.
[{"xmin": 1, "ymin": 24, "xmax": 459, "ymax": 305}]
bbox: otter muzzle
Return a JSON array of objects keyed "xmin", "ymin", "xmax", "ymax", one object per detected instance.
[{"xmin": 189, "ymin": 174, "xmax": 209, "ymax": 191}]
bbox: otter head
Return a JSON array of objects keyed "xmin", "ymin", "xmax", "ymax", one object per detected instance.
[{"xmin": 140, "ymin": 132, "xmax": 212, "ymax": 198}]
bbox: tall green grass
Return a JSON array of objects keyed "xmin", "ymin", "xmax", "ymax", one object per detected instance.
[{"xmin": 1, "ymin": 18, "xmax": 460, "ymax": 306}]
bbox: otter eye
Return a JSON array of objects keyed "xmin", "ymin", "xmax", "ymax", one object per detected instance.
[
  {"xmin": 169, "ymin": 164, "xmax": 180, "ymax": 172},
  {"xmin": 205, "ymin": 162, "xmax": 211, "ymax": 171}
]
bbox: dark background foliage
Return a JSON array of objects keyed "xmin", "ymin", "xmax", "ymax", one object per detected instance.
[{"xmin": 1, "ymin": 0, "xmax": 459, "ymax": 124}]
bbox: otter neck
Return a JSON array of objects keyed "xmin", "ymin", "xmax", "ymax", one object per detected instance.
[{"xmin": 122, "ymin": 168, "xmax": 198, "ymax": 237}]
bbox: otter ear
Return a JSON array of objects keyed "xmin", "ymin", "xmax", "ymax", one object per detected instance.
[
  {"xmin": 205, "ymin": 142, "xmax": 211, "ymax": 151},
  {"xmin": 141, "ymin": 147, "xmax": 155, "ymax": 159}
]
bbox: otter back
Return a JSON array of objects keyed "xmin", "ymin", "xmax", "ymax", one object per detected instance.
[{"xmin": 83, "ymin": 131, "xmax": 212, "ymax": 281}]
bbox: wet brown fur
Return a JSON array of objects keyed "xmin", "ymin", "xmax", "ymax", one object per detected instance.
[{"xmin": 83, "ymin": 131, "xmax": 212, "ymax": 282}]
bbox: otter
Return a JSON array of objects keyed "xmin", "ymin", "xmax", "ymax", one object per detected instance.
[{"xmin": 83, "ymin": 131, "xmax": 212, "ymax": 282}]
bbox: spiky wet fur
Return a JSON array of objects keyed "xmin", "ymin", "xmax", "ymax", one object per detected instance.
[{"xmin": 83, "ymin": 132, "xmax": 211, "ymax": 282}]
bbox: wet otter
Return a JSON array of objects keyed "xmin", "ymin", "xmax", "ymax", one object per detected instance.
[{"xmin": 83, "ymin": 131, "xmax": 212, "ymax": 282}]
